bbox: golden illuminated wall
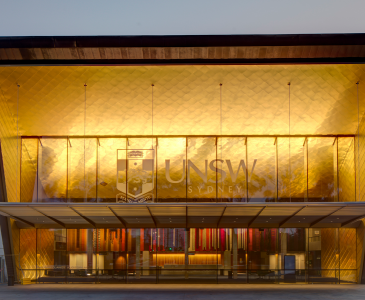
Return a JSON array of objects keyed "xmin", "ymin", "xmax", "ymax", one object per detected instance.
[
  {"xmin": 339, "ymin": 228, "xmax": 357, "ymax": 282},
  {"xmin": 0, "ymin": 65, "xmax": 364, "ymax": 137},
  {"xmin": 0, "ymin": 83, "xmax": 19, "ymax": 203},
  {"xmin": 321, "ymin": 228, "xmax": 357, "ymax": 282},
  {"xmin": 10, "ymin": 219, "xmax": 20, "ymax": 279},
  {"xmin": 0, "ymin": 64, "xmax": 363, "ymax": 204},
  {"xmin": 19, "ymin": 229, "xmax": 37, "ymax": 280},
  {"xmin": 338, "ymin": 138, "xmax": 355, "ymax": 202},
  {"xmin": 357, "ymin": 220, "xmax": 365, "ymax": 282},
  {"xmin": 321, "ymin": 229, "xmax": 339, "ymax": 279}
]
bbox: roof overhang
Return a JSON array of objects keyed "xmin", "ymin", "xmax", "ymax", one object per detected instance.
[
  {"xmin": 1, "ymin": 202, "xmax": 364, "ymax": 229},
  {"xmin": 1, "ymin": 34, "xmax": 365, "ymax": 65}
]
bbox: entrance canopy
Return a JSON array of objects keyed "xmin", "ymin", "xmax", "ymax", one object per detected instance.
[{"xmin": 0, "ymin": 202, "xmax": 364, "ymax": 229}]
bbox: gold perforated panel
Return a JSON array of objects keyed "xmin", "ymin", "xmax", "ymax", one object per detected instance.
[
  {"xmin": 321, "ymin": 228, "xmax": 339, "ymax": 279},
  {"xmin": 338, "ymin": 138, "xmax": 355, "ymax": 202},
  {"xmin": 19, "ymin": 229, "xmax": 37, "ymax": 280},
  {"xmin": 0, "ymin": 65, "xmax": 364, "ymax": 137}
]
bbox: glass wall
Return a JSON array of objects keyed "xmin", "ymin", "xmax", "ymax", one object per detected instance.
[
  {"xmin": 18, "ymin": 227, "xmax": 357, "ymax": 284},
  {"xmin": 20, "ymin": 136, "xmax": 356, "ymax": 203}
]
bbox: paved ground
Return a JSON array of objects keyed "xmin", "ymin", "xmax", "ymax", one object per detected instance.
[{"xmin": 1, "ymin": 283, "xmax": 365, "ymax": 300}]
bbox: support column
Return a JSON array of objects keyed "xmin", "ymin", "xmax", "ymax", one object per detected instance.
[
  {"xmin": 185, "ymin": 229, "xmax": 189, "ymax": 279},
  {"xmin": 136, "ymin": 229, "xmax": 140, "ymax": 279},
  {"xmin": 232, "ymin": 228, "xmax": 238, "ymax": 279},
  {"xmin": 0, "ymin": 142, "xmax": 17, "ymax": 285},
  {"xmin": 86, "ymin": 229, "xmax": 93, "ymax": 272},
  {"xmin": 281, "ymin": 229, "xmax": 287, "ymax": 270}
]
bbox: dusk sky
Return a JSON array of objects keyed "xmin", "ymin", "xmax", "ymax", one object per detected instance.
[{"xmin": 0, "ymin": 0, "xmax": 364, "ymax": 36}]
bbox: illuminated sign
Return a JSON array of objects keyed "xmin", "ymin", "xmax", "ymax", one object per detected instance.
[{"xmin": 117, "ymin": 149, "xmax": 257, "ymax": 203}]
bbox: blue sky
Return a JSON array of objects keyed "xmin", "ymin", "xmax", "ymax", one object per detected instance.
[{"xmin": 0, "ymin": 0, "xmax": 364, "ymax": 36}]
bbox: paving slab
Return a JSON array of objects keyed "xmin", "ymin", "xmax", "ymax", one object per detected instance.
[{"xmin": 0, "ymin": 283, "xmax": 365, "ymax": 300}]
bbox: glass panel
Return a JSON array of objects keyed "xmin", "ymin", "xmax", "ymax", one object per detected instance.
[
  {"xmin": 19, "ymin": 229, "xmax": 37, "ymax": 282},
  {"xmin": 338, "ymin": 137, "xmax": 355, "ymax": 202},
  {"xmin": 278, "ymin": 228, "xmax": 306, "ymax": 283},
  {"xmin": 38, "ymin": 138, "xmax": 67, "ymax": 203},
  {"xmin": 156, "ymin": 228, "xmax": 188, "ymax": 283},
  {"xmin": 247, "ymin": 138, "xmax": 276, "ymax": 202},
  {"xmin": 67, "ymin": 229, "xmax": 97, "ymax": 283},
  {"xmin": 187, "ymin": 137, "xmax": 216, "ymax": 202},
  {"xmin": 247, "ymin": 228, "xmax": 278, "ymax": 283},
  {"xmin": 157, "ymin": 138, "xmax": 186, "ymax": 203},
  {"xmin": 36, "ymin": 229, "xmax": 67, "ymax": 283},
  {"xmin": 125, "ymin": 138, "xmax": 156, "ymax": 203},
  {"xmin": 217, "ymin": 138, "xmax": 247, "ymax": 202},
  {"xmin": 126, "ymin": 228, "xmax": 156, "ymax": 283},
  {"xmin": 218, "ymin": 228, "xmax": 247, "ymax": 283},
  {"xmin": 21, "ymin": 138, "xmax": 38, "ymax": 202},
  {"xmin": 308, "ymin": 138, "xmax": 336, "ymax": 202},
  {"xmin": 186, "ymin": 228, "xmax": 218, "ymax": 283},
  {"xmin": 339, "ymin": 228, "xmax": 356, "ymax": 283},
  {"xmin": 278, "ymin": 138, "xmax": 307, "ymax": 202},
  {"xmin": 97, "ymin": 228, "xmax": 127, "ymax": 283},
  {"xmin": 308, "ymin": 228, "xmax": 339, "ymax": 284},
  {"xmin": 97, "ymin": 138, "xmax": 126, "ymax": 203},
  {"xmin": 68, "ymin": 138, "xmax": 97, "ymax": 203}
]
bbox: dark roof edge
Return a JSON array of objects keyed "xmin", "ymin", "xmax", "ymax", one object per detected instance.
[
  {"xmin": 1, "ymin": 57, "xmax": 365, "ymax": 66},
  {"xmin": 1, "ymin": 34, "xmax": 365, "ymax": 48}
]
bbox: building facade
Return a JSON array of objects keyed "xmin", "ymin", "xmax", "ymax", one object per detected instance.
[{"xmin": 0, "ymin": 34, "xmax": 365, "ymax": 284}]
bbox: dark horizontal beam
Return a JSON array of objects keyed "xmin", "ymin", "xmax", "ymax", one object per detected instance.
[
  {"xmin": 21, "ymin": 134, "xmax": 356, "ymax": 139},
  {"xmin": 1, "ymin": 34, "xmax": 365, "ymax": 48},
  {"xmin": 2, "ymin": 58, "xmax": 365, "ymax": 66}
]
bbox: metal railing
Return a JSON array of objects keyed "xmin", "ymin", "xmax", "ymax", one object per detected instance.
[{"xmin": 18, "ymin": 268, "xmax": 357, "ymax": 284}]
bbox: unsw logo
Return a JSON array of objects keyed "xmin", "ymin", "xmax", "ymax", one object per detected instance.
[{"xmin": 116, "ymin": 149, "xmax": 257, "ymax": 203}]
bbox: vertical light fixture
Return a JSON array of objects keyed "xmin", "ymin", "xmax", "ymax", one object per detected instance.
[
  {"xmin": 288, "ymin": 82, "xmax": 291, "ymax": 202},
  {"xmin": 357, "ymin": 81, "xmax": 360, "ymax": 202},
  {"xmin": 16, "ymin": 84, "xmax": 20, "ymax": 202},
  {"xmin": 84, "ymin": 83, "xmax": 87, "ymax": 202},
  {"xmin": 219, "ymin": 83, "xmax": 222, "ymax": 202},
  {"xmin": 151, "ymin": 84, "xmax": 154, "ymax": 149}
]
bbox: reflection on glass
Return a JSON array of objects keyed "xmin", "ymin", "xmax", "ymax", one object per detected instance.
[
  {"xmin": 37, "ymin": 229, "xmax": 67, "ymax": 281},
  {"xmin": 187, "ymin": 138, "xmax": 216, "ymax": 202},
  {"xmin": 97, "ymin": 138, "xmax": 126, "ymax": 203},
  {"xmin": 38, "ymin": 138, "xmax": 67, "ymax": 202},
  {"xmin": 18, "ymin": 136, "xmax": 356, "ymax": 203},
  {"xmin": 127, "ymin": 228, "xmax": 156, "ymax": 282},
  {"xmin": 157, "ymin": 138, "xmax": 186, "ymax": 202},
  {"xmin": 308, "ymin": 138, "xmax": 336, "ymax": 202},
  {"xmin": 217, "ymin": 138, "xmax": 247, "ymax": 202},
  {"xmin": 68, "ymin": 138, "xmax": 97, "ymax": 202},
  {"xmin": 278, "ymin": 138, "xmax": 306, "ymax": 202},
  {"xmin": 20, "ymin": 229, "xmax": 37, "ymax": 280},
  {"xmin": 247, "ymin": 138, "xmax": 276, "ymax": 202},
  {"xmin": 338, "ymin": 138, "xmax": 355, "ymax": 202},
  {"xmin": 17, "ymin": 227, "xmax": 356, "ymax": 284},
  {"xmin": 21, "ymin": 138, "xmax": 38, "ymax": 202},
  {"xmin": 217, "ymin": 228, "xmax": 247, "ymax": 283}
]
